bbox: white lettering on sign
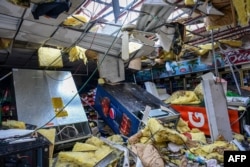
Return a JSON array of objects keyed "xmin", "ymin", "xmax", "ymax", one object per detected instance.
[
  {"xmin": 223, "ymin": 49, "xmax": 250, "ymax": 64},
  {"xmin": 188, "ymin": 112, "xmax": 205, "ymax": 127},
  {"xmin": 228, "ymin": 155, "xmax": 247, "ymax": 162}
]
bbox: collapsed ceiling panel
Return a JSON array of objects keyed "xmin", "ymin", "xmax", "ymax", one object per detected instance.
[
  {"xmin": 78, "ymin": 33, "xmax": 122, "ymax": 56},
  {"xmin": 0, "ymin": 14, "xmax": 20, "ymax": 31},
  {"xmin": 4, "ymin": 48, "xmax": 37, "ymax": 67},
  {"xmin": 23, "ymin": 6, "xmax": 69, "ymax": 26},
  {"xmin": 135, "ymin": 1, "xmax": 174, "ymax": 32},
  {"xmin": 19, "ymin": 20, "xmax": 57, "ymax": 37},
  {"xmin": 51, "ymin": 27, "xmax": 83, "ymax": 46},
  {"xmin": 0, "ymin": 0, "xmax": 249, "ymax": 76},
  {"xmin": 0, "ymin": 0, "xmax": 26, "ymax": 17},
  {"xmin": 45, "ymin": 38, "xmax": 73, "ymax": 48},
  {"xmin": 0, "ymin": 29, "xmax": 16, "ymax": 38},
  {"xmin": 15, "ymin": 32, "xmax": 49, "ymax": 44}
]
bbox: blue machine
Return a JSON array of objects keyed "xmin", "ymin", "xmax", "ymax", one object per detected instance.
[{"xmin": 94, "ymin": 83, "xmax": 180, "ymax": 137}]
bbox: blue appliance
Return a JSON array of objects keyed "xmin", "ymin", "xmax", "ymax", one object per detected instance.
[{"xmin": 94, "ymin": 83, "xmax": 180, "ymax": 137}]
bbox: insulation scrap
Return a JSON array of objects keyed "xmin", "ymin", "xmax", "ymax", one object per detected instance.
[
  {"xmin": 194, "ymin": 83, "xmax": 204, "ymax": 101},
  {"xmin": 232, "ymin": 0, "xmax": 249, "ymax": 26},
  {"xmin": 164, "ymin": 90, "xmax": 201, "ymax": 105},
  {"xmin": 196, "ymin": 49, "xmax": 209, "ymax": 56},
  {"xmin": 182, "ymin": 44, "xmax": 209, "ymax": 56},
  {"xmin": 189, "ymin": 141, "xmax": 238, "ymax": 162},
  {"xmin": 248, "ymin": 0, "xmax": 250, "ymax": 15},
  {"xmin": 68, "ymin": 46, "xmax": 88, "ymax": 64},
  {"xmin": 94, "ymin": 145, "xmax": 113, "ymax": 160},
  {"xmin": 219, "ymin": 39, "xmax": 243, "ymax": 47},
  {"xmin": 198, "ymin": 42, "xmax": 219, "ymax": 50},
  {"xmin": 189, "ymin": 132, "xmax": 207, "ymax": 144},
  {"xmin": 85, "ymin": 136, "xmax": 105, "ymax": 147},
  {"xmin": 57, "ymin": 151, "xmax": 97, "ymax": 167},
  {"xmin": 204, "ymin": 3, "xmax": 234, "ymax": 30},
  {"xmin": 2, "ymin": 120, "xmax": 26, "ymax": 129},
  {"xmin": 158, "ymin": 49, "xmax": 175, "ymax": 61},
  {"xmin": 233, "ymin": 133, "xmax": 245, "ymax": 142},
  {"xmin": 54, "ymin": 136, "xmax": 114, "ymax": 167},
  {"xmin": 127, "ymin": 117, "xmax": 243, "ymax": 166},
  {"xmin": 72, "ymin": 142, "xmax": 98, "ymax": 152},
  {"xmin": 131, "ymin": 118, "xmax": 187, "ymax": 145},
  {"xmin": 185, "ymin": 0, "xmax": 195, "ymax": 6},
  {"xmin": 0, "ymin": 38, "xmax": 12, "ymax": 49},
  {"xmin": 177, "ymin": 118, "xmax": 190, "ymax": 133},
  {"xmin": 37, "ymin": 128, "xmax": 56, "ymax": 158},
  {"xmin": 107, "ymin": 134, "xmax": 124, "ymax": 145},
  {"xmin": 63, "ymin": 15, "xmax": 89, "ymax": 27}
]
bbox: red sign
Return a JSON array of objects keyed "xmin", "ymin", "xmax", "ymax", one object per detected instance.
[
  {"xmin": 171, "ymin": 105, "xmax": 240, "ymax": 136},
  {"xmin": 222, "ymin": 48, "xmax": 250, "ymax": 65}
]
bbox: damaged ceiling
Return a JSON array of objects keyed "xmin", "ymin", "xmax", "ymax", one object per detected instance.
[{"xmin": 0, "ymin": 0, "xmax": 250, "ymax": 76}]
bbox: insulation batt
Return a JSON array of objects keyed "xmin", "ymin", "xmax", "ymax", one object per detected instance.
[
  {"xmin": 2, "ymin": 120, "xmax": 26, "ymax": 129},
  {"xmin": 55, "ymin": 136, "xmax": 114, "ymax": 166},
  {"xmin": 232, "ymin": 0, "xmax": 249, "ymax": 26},
  {"xmin": 142, "ymin": 118, "xmax": 187, "ymax": 145},
  {"xmin": 63, "ymin": 15, "xmax": 89, "ymax": 26}
]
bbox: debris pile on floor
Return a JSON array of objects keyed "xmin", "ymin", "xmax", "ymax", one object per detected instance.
[{"xmin": 127, "ymin": 118, "xmax": 240, "ymax": 167}]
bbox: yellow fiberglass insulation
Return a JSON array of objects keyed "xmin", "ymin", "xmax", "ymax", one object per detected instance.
[
  {"xmin": 68, "ymin": 46, "xmax": 88, "ymax": 64},
  {"xmin": 189, "ymin": 140, "xmax": 238, "ymax": 162},
  {"xmin": 2, "ymin": 120, "xmax": 26, "ymax": 129},
  {"xmin": 145, "ymin": 118, "xmax": 187, "ymax": 145},
  {"xmin": 72, "ymin": 142, "xmax": 98, "ymax": 152},
  {"xmin": 248, "ymin": 0, "xmax": 250, "ymax": 15},
  {"xmin": 232, "ymin": 0, "xmax": 249, "ymax": 26},
  {"xmin": 164, "ymin": 90, "xmax": 201, "ymax": 105},
  {"xmin": 185, "ymin": 0, "xmax": 195, "ymax": 6},
  {"xmin": 63, "ymin": 15, "xmax": 89, "ymax": 26},
  {"xmin": 219, "ymin": 39, "xmax": 243, "ymax": 47},
  {"xmin": 177, "ymin": 118, "xmax": 191, "ymax": 133},
  {"xmin": 57, "ymin": 151, "xmax": 97, "ymax": 167}
]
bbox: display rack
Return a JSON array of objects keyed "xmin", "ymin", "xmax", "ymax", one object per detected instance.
[
  {"xmin": 242, "ymin": 68, "xmax": 250, "ymax": 87},
  {"xmin": 219, "ymin": 68, "xmax": 241, "ymax": 88}
]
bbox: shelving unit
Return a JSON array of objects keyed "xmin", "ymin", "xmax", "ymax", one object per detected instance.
[
  {"xmin": 185, "ymin": 74, "xmax": 202, "ymax": 90},
  {"xmin": 0, "ymin": 72, "xmax": 16, "ymax": 122},
  {"xmin": 242, "ymin": 68, "xmax": 250, "ymax": 86},
  {"xmin": 219, "ymin": 68, "xmax": 241, "ymax": 88},
  {"xmin": 171, "ymin": 76, "xmax": 185, "ymax": 92},
  {"xmin": 134, "ymin": 63, "xmax": 250, "ymax": 96}
]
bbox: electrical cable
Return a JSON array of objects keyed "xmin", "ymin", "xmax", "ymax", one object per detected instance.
[
  {"xmin": 230, "ymin": 109, "xmax": 246, "ymax": 126},
  {"xmin": 56, "ymin": 125, "xmax": 79, "ymax": 138},
  {"xmin": 35, "ymin": 0, "xmax": 136, "ymax": 130},
  {"xmin": 8, "ymin": 0, "xmax": 137, "ymax": 141},
  {"xmin": 38, "ymin": 5, "xmax": 95, "ymax": 81}
]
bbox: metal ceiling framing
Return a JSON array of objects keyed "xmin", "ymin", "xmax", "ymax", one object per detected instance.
[
  {"xmin": 0, "ymin": 0, "xmax": 124, "ymax": 73},
  {"xmin": 0, "ymin": 0, "xmax": 249, "ymax": 75}
]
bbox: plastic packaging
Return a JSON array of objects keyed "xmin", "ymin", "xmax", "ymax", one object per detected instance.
[{"xmin": 185, "ymin": 152, "xmax": 206, "ymax": 164}]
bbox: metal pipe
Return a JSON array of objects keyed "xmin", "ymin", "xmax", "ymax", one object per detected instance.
[
  {"xmin": 210, "ymin": 30, "xmax": 219, "ymax": 77},
  {"xmin": 0, "ymin": 72, "xmax": 12, "ymax": 81},
  {"xmin": 187, "ymin": 25, "xmax": 250, "ymax": 45},
  {"xmin": 218, "ymin": 45, "xmax": 242, "ymax": 95}
]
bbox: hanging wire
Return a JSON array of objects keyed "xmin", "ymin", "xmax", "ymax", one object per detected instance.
[
  {"xmin": 42, "ymin": 6, "xmax": 95, "ymax": 81},
  {"xmin": 7, "ymin": 0, "xmax": 138, "ymax": 141}
]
